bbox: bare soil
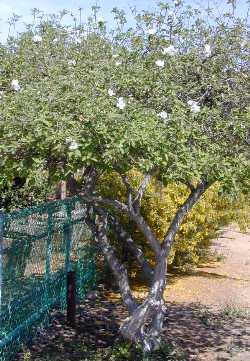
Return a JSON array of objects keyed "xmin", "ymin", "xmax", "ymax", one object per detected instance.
[
  {"xmin": 165, "ymin": 225, "xmax": 250, "ymax": 309},
  {"xmin": 162, "ymin": 225, "xmax": 250, "ymax": 360}
]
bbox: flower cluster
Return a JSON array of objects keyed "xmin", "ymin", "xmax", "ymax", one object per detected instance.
[
  {"xmin": 155, "ymin": 59, "xmax": 165, "ymax": 67},
  {"xmin": 162, "ymin": 45, "xmax": 177, "ymax": 56},
  {"xmin": 187, "ymin": 100, "xmax": 201, "ymax": 113},
  {"xmin": 158, "ymin": 111, "xmax": 168, "ymax": 120},
  {"xmin": 33, "ymin": 35, "xmax": 42, "ymax": 43},
  {"xmin": 116, "ymin": 97, "xmax": 126, "ymax": 110},
  {"xmin": 65, "ymin": 138, "xmax": 79, "ymax": 151},
  {"xmin": 11, "ymin": 79, "xmax": 21, "ymax": 92}
]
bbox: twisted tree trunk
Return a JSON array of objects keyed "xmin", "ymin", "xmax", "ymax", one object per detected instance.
[{"xmin": 82, "ymin": 173, "xmax": 211, "ymax": 352}]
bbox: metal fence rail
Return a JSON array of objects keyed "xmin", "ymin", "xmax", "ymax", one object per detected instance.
[{"xmin": 0, "ymin": 196, "xmax": 96, "ymax": 361}]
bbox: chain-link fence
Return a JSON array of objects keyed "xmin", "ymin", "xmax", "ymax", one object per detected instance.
[{"xmin": 0, "ymin": 196, "xmax": 96, "ymax": 361}]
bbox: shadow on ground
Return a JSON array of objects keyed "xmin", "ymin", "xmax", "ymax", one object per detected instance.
[{"xmin": 15, "ymin": 288, "xmax": 249, "ymax": 361}]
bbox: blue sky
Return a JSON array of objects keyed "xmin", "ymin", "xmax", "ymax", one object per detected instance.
[{"xmin": 0, "ymin": 0, "xmax": 249, "ymax": 41}]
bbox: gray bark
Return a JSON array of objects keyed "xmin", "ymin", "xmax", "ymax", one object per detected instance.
[
  {"xmin": 86, "ymin": 207, "xmax": 137, "ymax": 314},
  {"xmin": 108, "ymin": 214, "xmax": 154, "ymax": 284}
]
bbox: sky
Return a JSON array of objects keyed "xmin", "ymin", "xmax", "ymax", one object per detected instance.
[{"xmin": 0, "ymin": 0, "xmax": 249, "ymax": 41}]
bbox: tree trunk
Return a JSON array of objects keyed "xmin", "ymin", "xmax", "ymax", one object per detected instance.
[{"xmin": 120, "ymin": 254, "xmax": 167, "ymax": 352}]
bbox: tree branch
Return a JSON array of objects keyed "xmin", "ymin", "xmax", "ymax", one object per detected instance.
[
  {"xmin": 80, "ymin": 193, "xmax": 161, "ymax": 257},
  {"xmin": 162, "ymin": 179, "xmax": 211, "ymax": 255},
  {"xmin": 108, "ymin": 213, "xmax": 154, "ymax": 284},
  {"xmin": 117, "ymin": 171, "xmax": 161, "ymax": 257},
  {"xmin": 80, "ymin": 194, "xmax": 129, "ymax": 213},
  {"xmin": 133, "ymin": 173, "xmax": 153, "ymax": 212},
  {"xmin": 85, "ymin": 206, "xmax": 138, "ymax": 314}
]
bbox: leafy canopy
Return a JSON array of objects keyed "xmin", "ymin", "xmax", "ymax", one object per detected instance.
[{"xmin": 0, "ymin": 2, "xmax": 249, "ymax": 193}]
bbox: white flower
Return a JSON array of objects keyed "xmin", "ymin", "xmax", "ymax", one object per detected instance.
[
  {"xmin": 53, "ymin": 38, "xmax": 58, "ymax": 44},
  {"xmin": 204, "ymin": 44, "xmax": 212, "ymax": 57},
  {"xmin": 108, "ymin": 88, "xmax": 115, "ymax": 96},
  {"xmin": 187, "ymin": 100, "xmax": 201, "ymax": 113},
  {"xmin": 69, "ymin": 140, "xmax": 79, "ymax": 151},
  {"xmin": 240, "ymin": 39, "xmax": 248, "ymax": 48},
  {"xmin": 97, "ymin": 17, "xmax": 105, "ymax": 23},
  {"xmin": 68, "ymin": 59, "xmax": 76, "ymax": 66},
  {"xmin": 158, "ymin": 111, "xmax": 168, "ymax": 120},
  {"xmin": 147, "ymin": 28, "xmax": 157, "ymax": 35},
  {"xmin": 116, "ymin": 97, "xmax": 126, "ymax": 110},
  {"xmin": 162, "ymin": 45, "xmax": 177, "ymax": 56},
  {"xmin": 11, "ymin": 79, "xmax": 21, "ymax": 92},
  {"xmin": 168, "ymin": 11, "xmax": 174, "ymax": 17},
  {"xmin": 155, "ymin": 59, "xmax": 165, "ymax": 67},
  {"xmin": 115, "ymin": 60, "xmax": 122, "ymax": 66},
  {"xmin": 113, "ymin": 54, "xmax": 119, "ymax": 59},
  {"xmin": 75, "ymin": 37, "xmax": 82, "ymax": 44},
  {"xmin": 0, "ymin": 91, "xmax": 4, "ymax": 99},
  {"xmin": 33, "ymin": 35, "xmax": 42, "ymax": 43}
]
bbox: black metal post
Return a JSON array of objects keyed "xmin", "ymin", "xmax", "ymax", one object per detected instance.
[
  {"xmin": 0, "ymin": 212, "xmax": 4, "ymax": 310},
  {"xmin": 67, "ymin": 270, "xmax": 76, "ymax": 327}
]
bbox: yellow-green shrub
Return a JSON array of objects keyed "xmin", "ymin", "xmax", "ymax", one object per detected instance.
[{"xmin": 98, "ymin": 170, "xmax": 250, "ymax": 270}]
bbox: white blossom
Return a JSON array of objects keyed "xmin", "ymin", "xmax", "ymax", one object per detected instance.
[
  {"xmin": 115, "ymin": 60, "xmax": 122, "ymax": 66},
  {"xmin": 187, "ymin": 100, "xmax": 201, "ymax": 113},
  {"xmin": 75, "ymin": 37, "xmax": 82, "ymax": 44},
  {"xmin": 116, "ymin": 97, "xmax": 126, "ymax": 110},
  {"xmin": 53, "ymin": 38, "xmax": 58, "ymax": 44},
  {"xmin": 68, "ymin": 59, "xmax": 76, "ymax": 66},
  {"xmin": 204, "ymin": 44, "xmax": 212, "ymax": 57},
  {"xmin": 0, "ymin": 91, "xmax": 4, "ymax": 99},
  {"xmin": 240, "ymin": 39, "xmax": 248, "ymax": 48},
  {"xmin": 97, "ymin": 17, "xmax": 105, "ymax": 23},
  {"xmin": 69, "ymin": 140, "xmax": 79, "ymax": 150},
  {"xmin": 108, "ymin": 88, "xmax": 116, "ymax": 96},
  {"xmin": 155, "ymin": 59, "xmax": 165, "ymax": 67},
  {"xmin": 158, "ymin": 111, "xmax": 168, "ymax": 120},
  {"xmin": 33, "ymin": 35, "xmax": 42, "ymax": 43},
  {"xmin": 11, "ymin": 79, "xmax": 21, "ymax": 92},
  {"xmin": 147, "ymin": 28, "xmax": 157, "ymax": 35},
  {"xmin": 113, "ymin": 54, "xmax": 119, "ymax": 59},
  {"xmin": 162, "ymin": 45, "xmax": 177, "ymax": 56}
]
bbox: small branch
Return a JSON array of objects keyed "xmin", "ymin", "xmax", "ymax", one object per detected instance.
[
  {"xmin": 133, "ymin": 173, "xmax": 154, "ymax": 212},
  {"xmin": 81, "ymin": 166, "xmax": 99, "ymax": 194},
  {"xmin": 80, "ymin": 194, "xmax": 129, "ymax": 213}
]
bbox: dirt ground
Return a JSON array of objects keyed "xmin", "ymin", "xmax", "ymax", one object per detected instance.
[
  {"xmin": 162, "ymin": 225, "xmax": 250, "ymax": 360},
  {"xmin": 165, "ymin": 225, "xmax": 250, "ymax": 309}
]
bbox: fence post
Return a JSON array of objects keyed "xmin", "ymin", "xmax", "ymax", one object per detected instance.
[
  {"xmin": 66, "ymin": 270, "xmax": 76, "ymax": 327},
  {"xmin": 0, "ymin": 212, "xmax": 5, "ymax": 311},
  {"xmin": 46, "ymin": 207, "xmax": 53, "ymax": 278},
  {"xmin": 64, "ymin": 201, "xmax": 76, "ymax": 326}
]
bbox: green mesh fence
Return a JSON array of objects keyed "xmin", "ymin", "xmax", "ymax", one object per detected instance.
[{"xmin": 0, "ymin": 195, "xmax": 96, "ymax": 361}]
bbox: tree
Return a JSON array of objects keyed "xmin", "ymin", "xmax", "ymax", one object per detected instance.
[{"xmin": 0, "ymin": 1, "xmax": 249, "ymax": 351}]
